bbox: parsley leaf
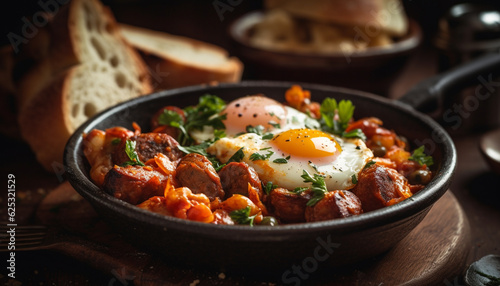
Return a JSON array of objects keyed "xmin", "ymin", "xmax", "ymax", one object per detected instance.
[
  {"xmin": 273, "ymin": 156, "xmax": 290, "ymax": 164},
  {"xmin": 351, "ymin": 174, "xmax": 358, "ymax": 184},
  {"xmin": 158, "ymin": 94, "xmax": 226, "ymax": 146},
  {"xmin": 291, "ymin": 187, "xmax": 309, "ymax": 194},
  {"xmin": 320, "ymin": 97, "xmax": 337, "ymax": 132},
  {"xmin": 228, "ymin": 147, "xmax": 245, "ymax": 163},
  {"xmin": 229, "ymin": 206, "xmax": 257, "ymax": 226},
  {"xmin": 177, "ymin": 142, "xmax": 211, "ymax": 157},
  {"xmin": 262, "ymin": 133, "xmax": 274, "ymax": 140},
  {"xmin": 364, "ymin": 160, "xmax": 376, "ymax": 169},
  {"xmin": 121, "ymin": 140, "xmax": 145, "ymax": 166},
  {"xmin": 250, "ymin": 148, "xmax": 274, "ymax": 161},
  {"xmin": 300, "ymin": 170, "xmax": 329, "ymax": 207},
  {"xmin": 263, "ymin": 181, "xmax": 278, "ymax": 195},
  {"xmin": 320, "ymin": 98, "xmax": 365, "ymax": 139},
  {"xmin": 409, "ymin": 146, "xmax": 434, "ymax": 167},
  {"xmin": 245, "ymin": 125, "xmax": 265, "ymax": 135},
  {"xmin": 342, "ymin": 128, "xmax": 367, "ymax": 141}
]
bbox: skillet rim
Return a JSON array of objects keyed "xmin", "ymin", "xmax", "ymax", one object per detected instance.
[{"xmin": 64, "ymin": 80, "xmax": 456, "ymax": 240}]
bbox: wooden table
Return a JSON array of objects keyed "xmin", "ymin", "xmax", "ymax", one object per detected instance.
[{"xmin": 1, "ymin": 1, "xmax": 499, "ymax": 285}]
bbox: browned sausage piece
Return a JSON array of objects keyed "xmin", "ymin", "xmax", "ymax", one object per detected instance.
[
  {"xmin": 113, "ymin": 133, "xmax": 184, "ymax": 165},
  {"xmin": 103, "ymin": 165, "xmax": 168, "ymax": 205},
  {"xmin": 351, "ymin": 164, "xmax": 411, "ymax": 212},
  {"xmin": 305, "ymin": 190, "xmax": 362, "ymax": 222},
  {"xmin": 175, "ymin": 153, "xmax": 224, "ymax": 201},
  {"xmin": 218, "ymin": 162, "xmax": 263, "ymax": 199},
  {"xmin": 268, "ymin": 188, "xmax": 311, "ymax": 223}
]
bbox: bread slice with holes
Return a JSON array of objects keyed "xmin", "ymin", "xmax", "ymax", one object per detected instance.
[
  {"xmin": 17, "ymin": 0, "xmax": 152, "ymax": 172},
  {"xmin": 119, "ymin": 24, "xmax": 243, "ymax": 90}
]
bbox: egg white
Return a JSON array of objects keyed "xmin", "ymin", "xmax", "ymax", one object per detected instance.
[{"xmin": 207, "ymin": 132, "xmax": 373, "ymax": 191}]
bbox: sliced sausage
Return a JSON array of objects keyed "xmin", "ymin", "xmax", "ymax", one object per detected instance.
[
  {"xmin": 103, "ymin": 165, "xmax": 169, "ymax": 205},
  {"xmin": 175, "ymin": 153, "xmax": 224, "ymax": 200},
  {"xmin": 218, "ymin": 162, "xmax": 262, "ymax": 199},
  {"xmin": 268, "ymin": 188, "xmax": 311, "ymax": 223},
  {"xmin": 113, "ymin": 132, "xmax": 184, "ymax": 165},
  {"xmin": 305, "ymin": 190, "xmax": 362, "ymax": 222},
  {"xmin": 351, "ymin": 164, "xmax": 412, "ymax": 212}
]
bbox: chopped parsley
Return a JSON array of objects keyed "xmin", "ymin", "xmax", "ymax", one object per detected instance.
[
  {"xmin": 268, "ymin": 121, "xmax": 281, "ymax": 129},
  {"xmin": 342, "ymin": 128, "xmax": 366, "ymax": 140},
  {"xmin": 250, "ymin": 148, "xmax": 274, "ymax": 161},
  {"xmin": 273, "ymin": 156, "xmax": 290, "ymax": 164},
  {"xmin": 293, "ymin": 170, "xmax": 329, "ymax": 207},
  {"xmin": 245, "ymin": 125, "xmax": 265, "ymax": 135},
  {"xmin": 320, "ymin": 98, "xmax": 366, "ymax": 140},
  {"xmin": 121, "ymin": 140, "xmax": 145, "ymax": 166},
  {"xmin": 262, "ymin": 133, "xmax": 274, "ymax": 140},
  {"xmin": 158, "ymin": 94, "xmax": 226, "ymax": 146},
  {"xmin": 364, "ymin": 160, "xmax": 376, "ymax": 169},
  {"xmin": 177, "ymin": 141, "xmax": 211, "ymax": 157},
  {"xmin": 227, "ymin": 147, "xmax": 245, "ymax": 163},
  {"xmin": 111, "ymin": 138, "xmax": 121, "ymax": 145},
  {"xmin": 409, "ymin": 146, "xmax": 434, "ymax": 167},
  {"xmin": 229, "ymin": 206, "xmax": 257, "ymax": 226},
  {"xmin": 263, "ymin": 181, "xmax": 278, "ymax": 195},
  {"xmin": 351, "ymin": 174, "xmax": 358, "ymax": 184}
]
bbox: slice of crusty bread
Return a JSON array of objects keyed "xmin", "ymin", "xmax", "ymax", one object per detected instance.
[
  {"xmin": 265, "ymin": 0, "xmax": 409, "ymax": 37},
  {"xmin": 17, "ymin": 0, "xmax": 152, "ymax": 172},
  {"xmin": 119, "ymin": 24, "xmax": 243, "ymax": 90}
]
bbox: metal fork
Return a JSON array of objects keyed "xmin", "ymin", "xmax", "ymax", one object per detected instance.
[{"xmin": 0, "ymin": 224, "xmax": 48, "ymax": 251}]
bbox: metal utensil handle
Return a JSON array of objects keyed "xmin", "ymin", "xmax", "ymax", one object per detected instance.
[{"xmin": 399, "ymin": 52, "xmax": 500, "ymax": 112}]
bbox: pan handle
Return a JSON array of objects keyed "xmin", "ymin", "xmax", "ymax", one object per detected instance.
[{"xmin": 399, "ymin": 52, "xmax": 500, "ymax": 112}]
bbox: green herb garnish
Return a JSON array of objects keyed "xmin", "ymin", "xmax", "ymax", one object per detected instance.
[
  {"xmin": 121, "ymin": 140, "xmax": 145, "ymax": 166},
  {"xmin": 351, "ymin": 174, "xmax": 358, "ymax": 184},
  {"xmin": 245, "ymin": 125, "xmax": 265, "ymax": 135},
  {"xmin": 409, "ymin": 146, "xmax": 434, "ymax": 167},
  {"xmin": 227, "ymin": 147, "xmax": 245, "ymax": 163},
  {"xmin": 250, "ymin": 148, "xmax": 274, "ymax": 161},
  {"xmin": 342, "ymin": 128, "xmax": 367, "ymax": 141},
  {"xmin": 158, "ymin": 94, "xmax": 226, "ymax": 146},
  {"xmin": 273, "ymin": 156, "xmax": 290, "ymax": 164},
  {"xmin": 299, "ymin": 170, "xmax": 329, "ymax": 207},
  {"xmin": 320, "ymin": 98, "xmax": 365, "ymax": 140},
  {"xmin": 229, "ymin": 206, "xmax": 257, "ymax": 226},
  {"xmin": 263, "ymin": 181, "xmax": 278, "ymax": 195},
  {"xmin": 262, "ymin": 133, "xmax": 274, "ymax": 140},
  {"xmin": 364, "ymin": 160, "xmax": 376, "ymax": 169}
]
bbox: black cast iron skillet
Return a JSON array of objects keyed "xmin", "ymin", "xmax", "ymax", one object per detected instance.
[{"xmin": 64, "ymin": 53, "xmax": 500, "ymax": 273}]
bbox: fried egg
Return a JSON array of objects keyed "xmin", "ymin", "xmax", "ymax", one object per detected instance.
[
  {"xmin": 205, "ymin": 95, "xmax": 373, "ymax": 191},
  {"xmin": 207, "ymin": 129, "xmax": 373, "ymax": 190}
]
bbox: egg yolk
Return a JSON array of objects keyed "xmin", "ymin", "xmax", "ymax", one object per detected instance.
[
  {"xmin": 271, "ymin": 129, "xmax": 342, "ymax": 159},
  {"xmin": 222, "ymin": 95, "xmax": 287, "ymax": 136}
]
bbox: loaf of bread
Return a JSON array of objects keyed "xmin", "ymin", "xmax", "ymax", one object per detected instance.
[
  {"xmin": 119, "ymin": 24, "xmax": 243, "ymax": 90},
  {"xmin": 17, "ymin": 0, "xmax": 152, "ymax": 172},
  {"xmin": 265, "ymin": 0, "xmax": 409, "ymax": 36}
]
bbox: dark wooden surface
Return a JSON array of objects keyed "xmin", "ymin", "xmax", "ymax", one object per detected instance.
[{"xmin": 1, "ymin": 1, "xmax": 500, "ymax": 285}]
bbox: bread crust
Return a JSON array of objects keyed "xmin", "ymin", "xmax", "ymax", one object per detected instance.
[
  {"xmin": 17, "ymin": 0, "xmax": 152, "ymax": 172},
  {"xmin": 265, "ymin": 0, "xmax": 408, "ymax": 36},
  {"xmin": 119, "ymin": 24, "xmax": 243, "ymax": 90}
]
